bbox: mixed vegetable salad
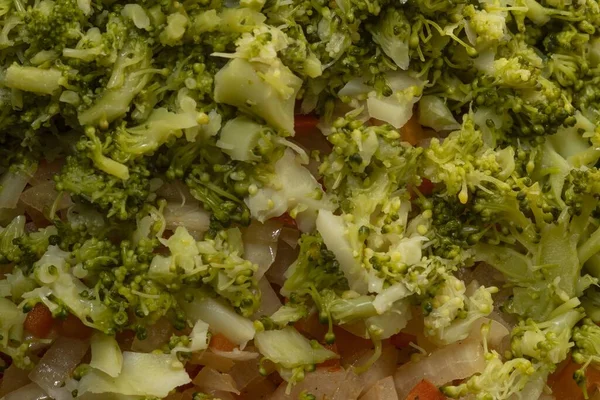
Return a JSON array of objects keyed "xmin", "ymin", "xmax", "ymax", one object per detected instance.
[{"xmin": 1, "ymin": 0, "xmax": 600, "ymax": 398}]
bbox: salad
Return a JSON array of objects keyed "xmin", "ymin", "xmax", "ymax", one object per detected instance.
[{"xmin": 1, "ymin": 0, "xmax": 600, "ymax": 398}]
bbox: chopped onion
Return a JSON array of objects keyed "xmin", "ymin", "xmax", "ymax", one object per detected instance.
[
  {"xmin": 192, "ymin": 367, "xmax": 240, "ymax": 395},
  {"xmin": 359, "ymin": 376, "xmax": 398, "ymax": 400},
  {"xmin": 347, "ymin": 345, "xmax": 398, "ymax": 396},
  {"xmin": 270, "ymin": 367, "xmax": 362, "ymax": 400},
  {"xmin": 131, "ymin": 317, "xmax": 173, "ymax": 353},
  {"xmin": 29, "ymin": 160, "xmax": 64, "ymax": 187},
  {"xmin": 238, "ymin": 376, "xmax": 277, "ymax": 399},
  {"xmin": 204, "ymin": 390, "xmax": 236, "ymax": 400},
  {"xmin": 164, "ymin": 202, "xmax": 210, "ymax": 236},
  {"xmin": 469, "ymin": 317, "xmax": 510, "ymax": 351},
  {"xmin": 0, "ymin": 164, "xmax": 36, "ymax": 210},
  {"xmin": 29, "ymin": 337, "xmax": 89, "ymax": 400},
  {"xmin": 4, "ymin": 383, "xmax": 49, "ymax": 400},
  {"xmin": 20, "ymin": 181, "xmax": 72, "ymax": 216},
  {"xmin": 211, "ymin": 347, "xmax": 259, "ymax": 361},
  {"xmin": 228, "ymin": 359, "xmax": 262, "ymax": 391},
  {"xmin": 266, "ymin": 240, "xmax": 299, "ymax": 287},
  {"xmin": 189, "ymin": 350, "xmax": 235, "ymax": 372},
  {"xmin": 393, "ymin": 339, "xmax": 485, "ymax": 399},
  {"xmin": 0, "ymin": 364, "xmax": 31, "ymax": 396},
  {"xmin": 156, "ymin": 181, "xmax": 192, "ymax": 203},
  {"xmin": 279, "ymin": 227, "xmax": 300, "ymax": 249},
  {"xmin": 243, "ymin": 220, "xmax": 283, "ymax": 279},
  {"xmin": 252, "ymin": 277, "xmax": 282, "ymax": 319},
  {"xmin": 226, "ymin": 354, "xmax": 274, "ymax": 391}
]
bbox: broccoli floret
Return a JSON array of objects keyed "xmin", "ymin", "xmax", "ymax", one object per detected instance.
[
  {"xmin": 367, "ymin": 8, "xmax": 412, "ymax": 70},
  {"xmin": 54, "ymin": 154, "xmax": 151, "ymax": 221},
  {"xmin": 424, "ymin": 276, "xmax": 497, "ymax": 345},
  {"xmin": 511, "ymin": 298, "xmax": 584, "ymax": 364}
]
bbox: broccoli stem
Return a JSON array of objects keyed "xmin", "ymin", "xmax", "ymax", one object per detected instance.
[
  {"xmin": 580, "ymin": 226, "xmax": 600, "ymax": 266},
  {"xmin": 3, "ymin": 64, "xmax": 63, "ymax": 95}
]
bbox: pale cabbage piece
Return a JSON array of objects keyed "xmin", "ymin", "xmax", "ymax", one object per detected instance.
[
  {"xmin": 418, "ymin": 95, "xmax": 461, "ymax": 132},
  {"xmin": 245, "ymin": 149, "xmax": 335, "ymax": 232},
  {"xmin": 217, "ymin": 116, "xmax": 268, "ymax": 162},
  {"xmin": 316, "ymin": 209, "xmax": 375, "ymax": 294},
  {"xmin": 254, "ymin": 326, "xmax": 338, "ymax": 370},
  {"xmin": 214, "ymin": 58, "xmax": 301, "ymax": 134},
  {"xmin": 0, "ymin": 297, "xmax": 25, "ymax": 347},
  {"xmin": 170, "ymin": 319, "xmax": 210, "ymax": 354},
  {"xmin": 338, "ymin": 72, "xmax": 423, "ymax": 128},
  {"xmin": 90, "ymin": 333, "xmax": 123, "ymax": 378},
  {"xmin": 78, "ymin": 352, "xmax": 190, "ymax": 398}
]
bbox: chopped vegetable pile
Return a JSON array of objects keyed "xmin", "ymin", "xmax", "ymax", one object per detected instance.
[{"xmin": 1, "ymin": 0, "xmax": 600, "ymax": 399}]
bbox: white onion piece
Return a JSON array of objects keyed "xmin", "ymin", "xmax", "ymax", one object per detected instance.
[
  {"xmin": 349, "ymin": 345, "xmax": 398, "ymax": 396},
  {"xmin": 189, "ymin": 350, "xmax": 235, "ymax": 372},
  {"xmin": 266, "ymin": 241, "xmax": 299, "ymax": 287},
  {"xmin": 516, "ymin": 376, "xmax": 547, "ymax": 400},
  {"xmin": 227, "ymin": 357, "xmax": 264, "ymax": 391},
  {"xmin": 469, "ymin": 318, "xmax": 510, "ymax": 350},
  {"xmin": 131, "ymin": 317, "xmax": 173, "ymax": 353},
  {"xmin": 253, "ymin": 278, "xmax": 282, "ymax": 319},
  {"xmin": 359, "ymin": 376, "xmax": 398, "ymax": 400},
  {"xmin": 20, "ymin": 181, "xmax": 72, "ymax": 215},
  {"xmin": 0, "ymin": 365, "xmax": 30, "ymax": 396},
  {"xmin": 29, "ymin": 337, "xmax": 89, "ymax": 400},
  {"xmin": 242, "ymin": 220, "xmax": 283, "ymax": 280},
  {"xmin": 270, "ymin": 367, "xmax": 362, "ymax": 400},
  {"xmin": 211, "ymin": 347, "xmax": 259, "ymax": 361},
  {"xmin": 238, "ymin": 377, "xmax": 277, "ymax": 399},
  {"xmin": 393, "ymin": 339, "xmax": 485, "ymax": 399},
  {"xmin": 4, "ymin": 383, "xmax": 49, "ymax": 400},
  {"xmin": 164, "ymin": 202, "xmax": 210, "ymax": 235},
  {"xmin": 279, "ymin": 227, "xmax": 300, "ymax": 249},
  {"xmin": 192, "ymin": 367, "xmax": 240, "ymax": 395},
  {"xmin": 155, "ymin": 181, "xmax": 191, "ymax": 203},
  {"xmin": 29, "ymin": 160, "xmax": 64, "ymax": 187},
  {"xmin": 0, "ymin": 165, "xmax": 36, "ymax": 209},
  {"xmin": 204, "ymin": 390, "xmax": 236, "ymax": 400}
]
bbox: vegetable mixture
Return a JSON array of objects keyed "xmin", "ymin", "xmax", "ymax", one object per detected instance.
[{"xmin": 0, "ymin": 0, "xmax": 600, "ymax": 398}]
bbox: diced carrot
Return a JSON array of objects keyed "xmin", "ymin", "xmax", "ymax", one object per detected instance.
[
  {"xmin": 548, "ymin": 359, "xmax": 600, "ymax": 400},
  {"xmin": 274, "ymin": 212, "xmax": 297, "ymax": 228},
  {"xmin": 331, "ymin": 326, "xmax": 373, "ymax": 360},
  {"xmin": 389, "ymin": 332, "xmax": 417, "ymax": 349},
  {"xmin": 405, "ymin": 379, "xmax": 447, "ymax": 400},
  {"xmin": 400, "ymin": 114, "xmax": 425, "ymax": 146},
  {"xmin": 24, "ymin": 303, "xmax": 55, "ymax": 338},
  {"xmin": 294, "ymin": 114, "xmax": 320, "ymax": 135},
  {"xmin": 56, "ymin": 314, "xmax": 93, "ymax": 339},
  {"xmin": 587, "ymin": 366, "xmax": 600, "ymax": 396},
  {"xmin": 318, "ymin": 343, "xmax": 341, "ymax": 371},
  {"xmin": 209, "ymin": 332, "xmax": 237, "ymax": 352}
]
